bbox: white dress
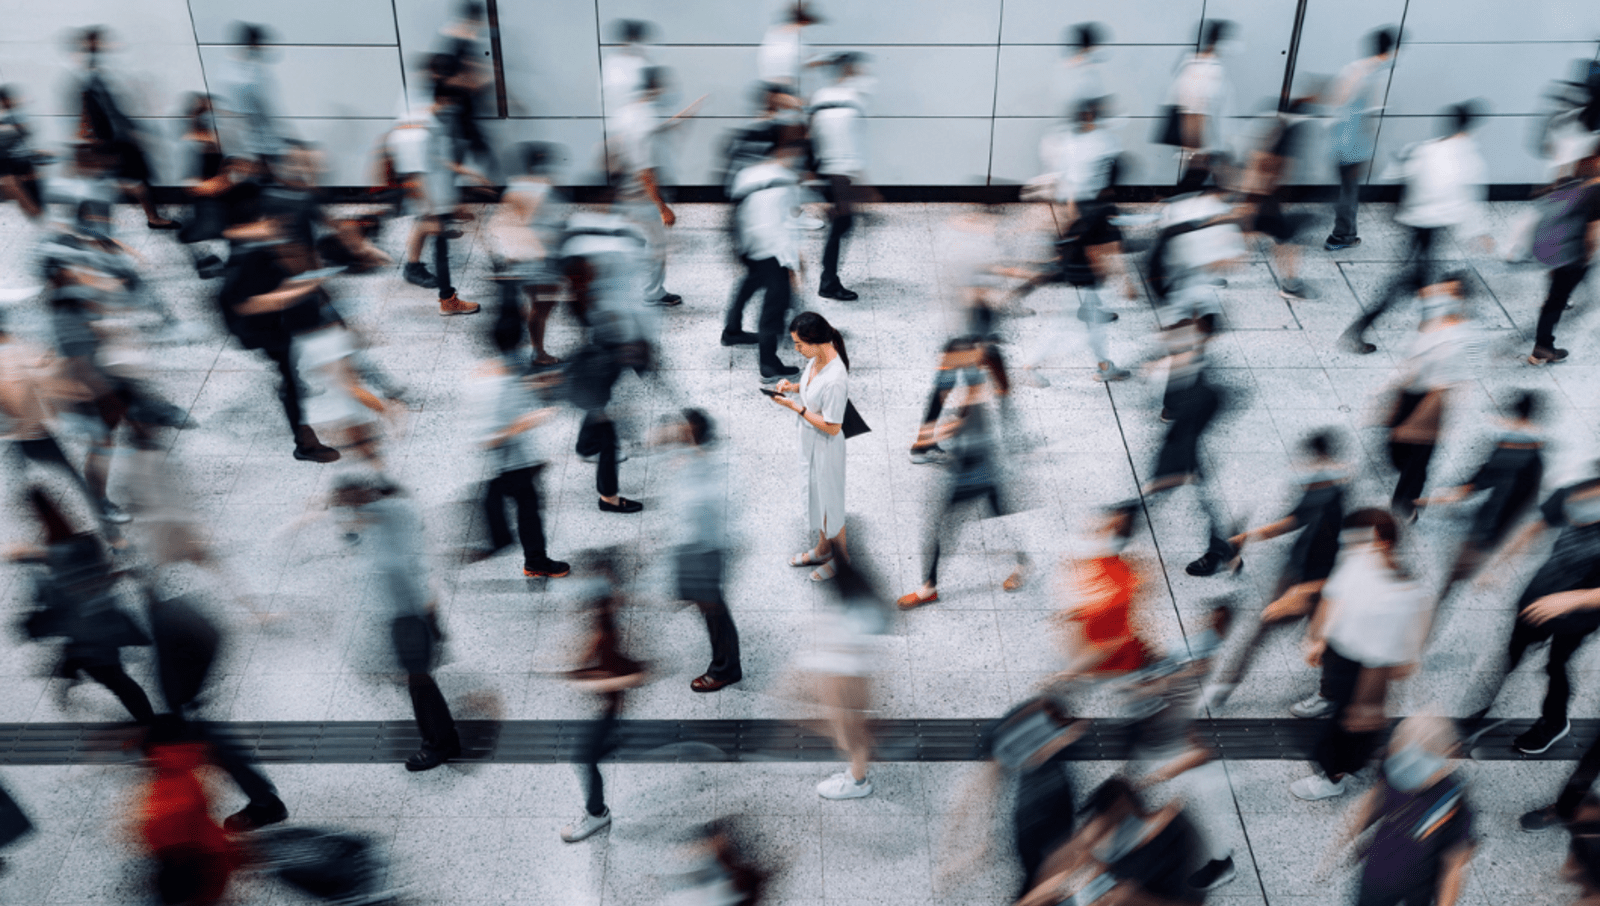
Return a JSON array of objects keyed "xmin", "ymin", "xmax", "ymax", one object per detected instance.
[{"xmin": 798, "ymin": 355, "xmax": 848, "ymax": 536}]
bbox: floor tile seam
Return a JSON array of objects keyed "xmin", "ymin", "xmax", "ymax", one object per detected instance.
[{"xmin": 1218, "ymin": 754, "xmax": 1274, "ymax": 903}]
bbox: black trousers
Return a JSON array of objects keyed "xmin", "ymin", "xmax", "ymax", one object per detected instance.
[
  {"xmin": 186, "ymin": 718, "xmax": 280, "ymax": 807},
  {"xmin": 484, "ymin": 466, "xmax": 549, "ymax": 568},
  {"xmin": 576, "ymin": 413, "xmax": 618, "ymax": 497},
  {"xmin": 1505, "ymin": 616, "xmax": 1591, "ymax": 726},
  {"xmin": 821, "ymin": 175, "xmax": 855, "ymax": 286},
  {"xmin": 1351, "ymin": 226, "xmax": 1439, "ymax": 336},
  {"xmin": 679, "ymin": 549, "xmax": 741, "ymax": 681},
  {"xmin": 78, "ymin": 662, "xmax": 156, "ymax": 724},
  {"xmin": 258, "ymin": 340, "xmax": 305, "ymax": 432},
  {"xmin": 581, "ymin": 692, "xmax": 622, "ymax": 816},
  {"xmin": 727, "ymin": 255, "xmax": 793, "ymax": 371},
  {"xmin": 408, "ymin": 673, "xmax": 460, "ymax": 754},
  {"xmin": 14, "ymin": 435, "xmax": 94, "ymax": 501},
  {"xmin": 1355, "ymin": 876, "xmax": 1438, "ymax": 906},
  {"xmin": 1312, "ymin": 644, "xmax": 1377, "ymax": 781},
  {"xmin": 1330, "ymin": 162, "xmax": 1363, "ymax": 242},
  {"xmin": 435, "ymin": 229, "xmax": 454, "ymax": 299},
  {"xmin": 1388, "ymin": 440, "xmax": 1435, "ymax": 519},
  {"xmin": 1556, "ymin": 726, "xmax": 1600, "ymax": 819},
  {"xmin": 1536, "ymin": 262, "xmax": 1588, "ymax": 348},
  {"xmin": 924, "ymin": 485, "xmax": 1024, "ymax": 586}
]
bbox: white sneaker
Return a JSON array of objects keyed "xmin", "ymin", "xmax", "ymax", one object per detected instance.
[
  {"xmin": 1289, "ymin": 774, "xmax": 1347, "ymax": 801},
  {"xmin": 1289, "ymin": 693, "xmax": 1336, "ymax": 719},
  {"xmin": 795, "ymin": 212, "xmax": 827, "ymax": 231},
  {"xmin": 1201, "ymin": 682, "xmax": 1235, "ymax": 712},
  {"xmin": 559, "ymin": 808, "xmax": 611, "ymax": 842},
  {"xmin": 816, "ymin": 771, "xmax": 873, "ymax": 800}
]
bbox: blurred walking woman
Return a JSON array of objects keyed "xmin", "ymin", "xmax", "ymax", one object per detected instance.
[{"xmin": 770, "ymin": 312, "xmax": 849, "ymax": 581}]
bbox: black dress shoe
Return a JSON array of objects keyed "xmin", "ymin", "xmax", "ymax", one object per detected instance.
[
  {"xmin": 223, "ymin": 796, "xmax": 289, "ymax": 832},
  {"xmin": 405, "ymin": 743, "xmax": 460, "ymax": 772},
  {"xmin": 818, "ymin": 283, "xmax": 858, "ymax": 301},
  {"xmin": 599, "ymin": 497, "xmax": 644, "ymax": 514},
  {"xmin": 721, "ymin": 330, "xmax": 759, "ymax": 346},
  {"xmin": 653, "ymin": 293, "xmax": 683, "ymax": 307},
  {"xmin": 760, "ymin": 363, "xmax": 800, "ymax": 383},
  {"xmin": 1076, "ymin": 306, "xmax": 1118, "ymax": 324}
]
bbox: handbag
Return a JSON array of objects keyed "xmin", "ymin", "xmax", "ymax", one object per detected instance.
[
  {"xmin": 841, "ymin": 400, "xmax": 870, "ymax": 439},
  {"xmin": 1152, "ymin": 104, "xmax": 1184, "ymax": 147}
]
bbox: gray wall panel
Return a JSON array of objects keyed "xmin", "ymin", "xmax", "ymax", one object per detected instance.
[
  {"xmin": 804, "ymin": 1, "xmax": 1002, "ymax": 46},
  {"xmin": 808, "ymin": 46, "xmax": 998, "ymax": 117},
  {"xmin": 497, "ymin": 0, "xmax": 605, "ymax": 118},
  {"xmin": 197, "ymin": 46, "xmax": 404, "ymax": 119},
  {"xmin": 999, "ymin": 0, "xmax": 1204, "ymax": 46},
  {"xmin": 478, "ymin": 119, "xmax": 609, "ymax": 185},
  {"xmin": 862, "ymin": 119, "xmax": 992, "ymax": 184},
  {"xmin": 1291, "ymin": 0, "xmax": 1404, "ymax": 81},
  {"xmin": 283, "ymin": 118, "xmax": 397, "ymax": 185},
  {"xmin": 995, "ymin": 44, "xmax": 1190, "ymax": 119},
  {"xmin": 1385, "ymin": 43, "xmax": 1595, "ymax": 117},
  {"xmin": 594, "ymin": 0, "xmax": 777, "ymax": 44},
  {"xmin": 611, "ymin": 47, "xmax": 759, "ymax": 118},
  {"xmin": 189, "ymin": 0, "xmax": 398, "ymax": 45},
  {"xmin": 989, "ymin": 117, "xmax": 1179, "ymax": 186},
  {"xmin": 1399, "ymin": 0, "xmax": 1600, "ymax": 43}
]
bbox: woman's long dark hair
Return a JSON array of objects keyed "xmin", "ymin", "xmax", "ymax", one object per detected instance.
[{"xmin": 788, "ymin": 311, "xmax": 849, "ymax": 370}]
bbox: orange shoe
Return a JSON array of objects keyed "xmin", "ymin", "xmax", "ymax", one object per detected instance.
[
  {"xmin": 896, "ymin": 589, "xmax": 937, "ymax": 610},
  {"xmin": 439, "ymin": 293, "xmax": 480, "ymax": 316}
]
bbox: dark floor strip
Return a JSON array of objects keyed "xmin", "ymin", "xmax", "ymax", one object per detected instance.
[{"xmin": 0, "ymin": 718, "xmax": 1583, "ymax": 766}]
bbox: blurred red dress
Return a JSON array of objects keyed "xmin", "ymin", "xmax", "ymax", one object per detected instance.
[
  {"xmin": 1068, "ymin": 555, "xmax": 1151, "ymax": 674},
  {"xmin": 140, "ymin": 742, "xmax": 243, "ymax": 906}
]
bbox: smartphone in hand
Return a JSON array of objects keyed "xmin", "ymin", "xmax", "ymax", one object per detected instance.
[{"xmin": 759, "ymin": 387, "xmax": 784, "ymax": 398}]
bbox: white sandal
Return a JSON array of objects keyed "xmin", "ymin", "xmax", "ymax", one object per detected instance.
[
  {"xmin": 789, "ymin": 548, "xmax": 832, "ymax": 568},
  {"xmin": 809, "ymin": 560, "xmax": 837, "ymax": 582}
]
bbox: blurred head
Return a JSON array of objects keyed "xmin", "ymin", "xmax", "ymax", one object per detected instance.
[
  {"xmin": 1201, "ymin": 19, "xmax": 1233, "ymax": 54},
  {"xmin": 1444, "ymin": 100, "xmax": 1482, "ymax": 136},
  {"xmin": 1506, "ymin": 390, "xmax": 1543, "ymax": 425},
  {"xmin": 1341, "ymin": 507, "xmax": 1399, "ymax": 552},
  {"xmin": 517, "ymin": 141, "xmax": 559, "ymax": 176},
  {"xmin": 78, "ymin": 26, "xmax": 107, "ymax": 59},
  {"xmin": 1420, "ymin": 271, "xmax": 1469, "ymax": 323},
  {"xmin": 829, "ymin": 51, "xmax": 864, "ymax": 79},
  {"xmin": 1073, "ymin": 97, "xmax": 1102, "ymax": 129},
  {"xmin": 0, "ymin": 85, "xmax": 16, "ymax": 110},
  {"xmin": 1383, "ymin": 715, "xmax": 1458, "ymax": 791},
  {"xmin": 788, "ymin": 311, "xmax": 849, "ymax": 369},
  {"xmin": 330, "ymin": 472, "xmax": 400, "ymax": 509},
  {"xmin": 1369, "ymin": 27, "xmax": 1398, "ymax": 60},
  {"xmin": 1085, "ymin": 777, "xmax": 1144, "ymax": 828},
  {"xmin": 639, "ymin": 66, "xmax": 667, "ymax": 99},
  {"xmin": 681, "ymin": 407, "xmax": 715, "ymax": 448},
  {"xmin": 1207, "ymin": 601, "xmax": 1235, "ymax": 638},
  {"xmin": 235, "ymin": 22, "xmax": 271, "ymax": 52},
  {"xmin": 786, "ymin": 1, "xmax": 822, "ymax": 25},
  {"xmin": 1301, "ymin": 429, "xmax": 1341, "ymax": 463},
  {"xmin": 1068, "ymin": 22, "xmax": 1103, "ymax": 55},
  {"xmin": 613, "ymin": 19, "xmax": 653, "ymax": 45},
  {"xmin": 458, "ymin": 1, "xmax": 486, "ymax": 22}
]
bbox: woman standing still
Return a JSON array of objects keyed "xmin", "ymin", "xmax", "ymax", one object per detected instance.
[{"xmin": 769, "ymin": 312, "xmax": 850, "ymax": 581}]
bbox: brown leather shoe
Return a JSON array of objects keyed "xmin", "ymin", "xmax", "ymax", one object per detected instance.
[
  {"xmin": 439, "ymin": 293, "xmax": 480, "ymax": 316},
  {"xmin": 690, "ymin": 673, "xmax": 739, "ymax": 693},
  {"xmin": 896, "ymin": 589, "xmax": 937, "ymax": 610}
]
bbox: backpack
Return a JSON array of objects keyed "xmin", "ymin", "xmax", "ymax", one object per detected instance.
[{"xmin": 1532, "ymin": 179, "xmax": 1599, "ymax": 268}]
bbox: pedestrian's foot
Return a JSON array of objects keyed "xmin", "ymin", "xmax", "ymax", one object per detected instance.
[
  {"xmin": 195, "ymin": 254, "xmax": 225, "ymax": 280},
  {"xmin": 789, "ymin": 547, "xmax": 832, "ymax": 567},
  {"xmin": 909, "ymin": 444, "xmax": 948, "ymax": 465},
  {"xmin": 403, "ymin": 261, "xmax": 438, "ymax": 289},
  {"xmin": 98, "ymin": 499, "xmax": 132, "ymax": 525},
  {"xmin": 146, "ymin": 218, "xmax": 181, "ymax": 230},
  {"xmin": 1338, "ymin": 329, "xmax": 1376, "ymax": 355},
  {"xmin": 1201, "ymin": 682, "xmax": 1236, "ymax": 712},
  {"xmin": 818, "ymin": 282, "xmax": 859, "ymax": 301},
  {"xmin": 1289, "ymin": 692, "xmax": 1336, "ymax": 719},
  {"xmin": 817, "ymin": 771, "xmax": 873, "ymax": 800},
  {"xmin": 439, "ymin": 293, "xmax": 480, "ymax": 315},
  {"xmin": 1094, "ymin": 362, "xmax": 1131, "ymax": 383},
  {"xmin": 565, "ymin": 662, "xmax": 649, "ymax": 692},
  {"xmin": 560, "ymin": 808, "xmax": 611, "ymax": 842},
  {"xmin": 1514, "ymin": 717, "xmax": 1571, "ymax": 754},
  {"xmin": 896, "ymin": 588, "xmax": 937, "ymax": 610},
  {"xmin": 1003, "ymin": 568, "xmax": 1026, "ymax": 592},
  {"xmin": 690, "ymin": 673, "xmax": 739, "ymax": 693},
  {"xmin": 1528, "ymin": 345, "xmax": 1569, "ymax": 365},
  {"xmin": 1278, "ymin": 279, "xmax": 1318, "ymax": 301},
  {"xmin": 809, "ymin": 560, "xmax": 838, "ymax": 582},
  {"xmin": 1323, "ymin": 236, "xmax": 1361, "ymax": 252},
  {"xmin": 721, "ymin": 330, "xmax": 759, "ymax": 346},
  {"xmin": 523, "ymin": 558, "xmax": 571, "ymax": 578},
  {"xmin": 293, "ymin": 440, "xmax": 341, "ymax": 463},
  {"xmin": 1185, "ymin": 549, "xmax": 1233, "ymax": 577},
  {"xmin": 761, "ymin": 362, "xmax": 801, "ymax": 383},
  {"xmin": 795, "ymin": 212, "xmax": 827, "ymax": 231},
  {"xmin": 1159, "ymin": 408, "xmax": 1174, "ymax": 423},
  {"xmin": 223, "ymin": 797, "xmax": 288, "ymax": 833},
  {"xmin": 651, "ymin": 293, "xmax": 683, "ymax": 307},
  {"xmin": 1076, "ymin": 306, "xmax": 1118, "ymax": 324},
  {"xmin": 1520, "ymin": 805, "xmax": 1566, "ymax": 832},
  {"xmin": 405, "ymin": 743, "xmax": 460, "ymax": 772},
  {"xmin": 1188, "ymin": 856, "xmax": 1236, "ymax": 892},
  {"xmin": 1289, "ymin": 773, "xmax": 1347, "ymax": 801},
  {"xmin": 598, "ymin": 496, "xmax": 644, "ymax": 514}
]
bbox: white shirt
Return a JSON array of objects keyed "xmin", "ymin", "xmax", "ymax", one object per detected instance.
[
  {"xmin": 1402, "ymin": 319, "xmax": 1477, "ymax": 393},
  {"xmin": 1162, "ymin": 193, "xmax": 1245, "ymax": 272},
  {"xmin": 1172, "ymin": 55, "xmax": 1226, "ymax": 117},
  {"xmin": 602, "ymin": 47, "xmax": 650, "ymax": 109},
  {"xmin": 608, "ymin": 99, "xmax": 658, "ymax": 199},
  {"xmin": 810, "ymin": 79, "xmax": 869, "ymax": 178},
  {"xmin": 467, "ymin": 366, "xmax": 541, "ymax": 474},
  {"xmin": 1054, "ymin": 55, "xmax": 1108, "ymax": 118},
  {"xmin": 1395, "ymin": 134, "xmax": 1488, "ymax": 230},
  {"xmin": 1321, "ymin": 545, "xmax": 1430, "ymax": 667},
  {"xmin": 758, "ymin": 25, "xmax": 803, "ymax": 87},
  {"xmin": 731, "ymin": 160, "xmax": 799, "ymax": 269},
  {"xmin": 1040, "ymin": 125, "xmax": 1120, "ymax": 203}
]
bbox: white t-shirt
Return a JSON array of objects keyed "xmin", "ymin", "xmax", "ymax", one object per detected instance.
[
  {"xmin": 810, "ymin": 80, "xmax": 869, "ymax": 178},
  {"xmin": 1321, "ymin": 545, "xmax": 1430, "ymax": 667}
]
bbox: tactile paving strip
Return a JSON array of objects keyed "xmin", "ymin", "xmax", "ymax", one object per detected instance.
[{"xmin": 0, "ymin": 718, "xmax": 1585, "ymax": 765}]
